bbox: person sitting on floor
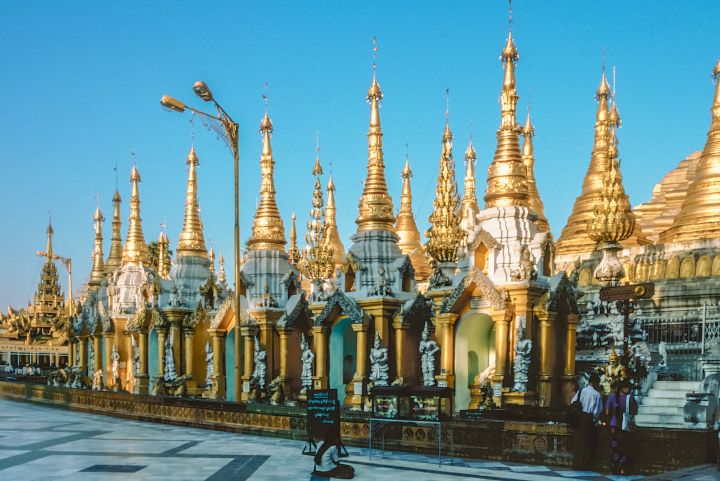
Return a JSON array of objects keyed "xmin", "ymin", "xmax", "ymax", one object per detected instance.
[{"xmin": 313, "ymin": 429, "xmax": 354, "ymax": 479}]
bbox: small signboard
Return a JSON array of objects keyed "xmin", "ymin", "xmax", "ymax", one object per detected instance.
[
  {"xmin": 306, "ymin": 389, "xmax": 340, "ymax": 440},
  {"xmin": 599, "ymin": 283, "xmax": 655, "ymax": 302}
]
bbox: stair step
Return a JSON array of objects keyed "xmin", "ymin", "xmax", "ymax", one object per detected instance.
[
  {"xmin": 652, "ymin": 381, "xmax": 701, "ymax": 391},
  {"xmin": 637, "ymin": 406, "xmax": 684, "ymax": 415},
  {"xmin": 635, "ymin": 413, "xmax": 685, "ymax": 425},
  {"xmin": 635, "ymin": 421, "xmax": 688, "ymax": 429},
  {"xmin": 646, "ymin": 389, "xmax": 688, "ymax": 399},
  {"xmin": 641, "ymin": 397, "xmax": 686, "ymax": 407}
]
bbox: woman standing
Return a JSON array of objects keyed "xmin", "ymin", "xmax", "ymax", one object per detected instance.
[{"xmin": 605, "ymin": 380, "xmax": 638, "ymax": 475}]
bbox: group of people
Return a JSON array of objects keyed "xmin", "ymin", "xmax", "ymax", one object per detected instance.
[{"xmin": 571, "ymin": 373, "xmax": 638, "ymax": 475}]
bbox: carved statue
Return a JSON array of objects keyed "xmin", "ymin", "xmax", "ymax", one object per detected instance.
[
  {"xmin": 512, "ymin": 324, "xmax": 532, "ymax": 392},
  {"xmin": 92, "ymin": 368, "xmax": 104, "ymax": 391},
  {"xmin": 256, "ymin": 281, "xmax": 279, "ymax": 308},
  {"xmin": 369, "ymin": 267, "xmax": 392, "ymax": 297},
  {"xmin": 300, "ymin": 333, "xmax": 314, "ymax": 392},
  {"xmin": 269, "ymin": 375, "xmax": 285, "ymax": 405},
  {"xmin": 87, "ymin": 340, "xmax": 95, "ymax": 376},
  {"xmin": 658, "ymin": 341, "xmax": 668, "ymax": 371},
  {"xmin": 133, "ymin": 336, "xmax": 140, "ymax": 379},
  {"xmin": 369, "ymin": 332, "xmax": 389, "ymax": 386},
  {"xmin": 205, "ymin": 342, "xmax": 214, "ymax": 388},
  {"xmin": 428, "ymin": 260, "xmax": 451, "ymax": 289},
  {"xmin": 419, "ymin": 321, "xmax": 440, "ymax": 386},
  {"xmin": 511, "ymin": 245, "xmax": 537, "ymax": 281},
  {"xmin": 111, "ymin": 343, "xmax": 120, "ymax": 390},
  {"xmin": 600, "ymin": 346, "xmax": 628, "ymax": 394},
  {"xmin": 252, "ymin": 337, "xmax": 267, "ymax": 392},
  {"xmin": 164, "ymin": 332, "xmax": 177, "ymax": 382}
]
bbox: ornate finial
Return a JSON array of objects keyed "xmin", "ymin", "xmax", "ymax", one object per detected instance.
[
  {"xmin": 588, "ymin": 101, "xmax": 635, "ymax": 245},
  {"xmin": 263, "ymin": 82, "xmax": 269, "ymax": 113},
  {"xmin": 556, "ymin": 67, "xmax": 625, "ymax": 256},
  {"xmin": 324, "ymin": 173, "xmax": 345, "ymax": 268},
  {"xmin": 426, "ymin": 110, "xmax": 464, "ymax": 265},
  {"xmin": 357, "ymin": 54, "xmax": 395, "ymax": 232},
  {"xmin": 460, "ymin": 134, "xmax": 480, "ymax": 229},
  {"xmin": 299, "ymin": 147, "xmax": 334, "ymax": 281},
  {"xmin": 521, "ymin": 109, "xmax": 550, "ymax": 232},
  {"xmin": 218, "ymin": 253, "xmax": 227, "ymax": 285},
  {"xmin": 113, "ymin": 159, "xmax": 118, "ymax": 191},
  {"xmin": 177, "ymin": 146, "xmax": 208, "ymax": 258},
  {"xmin": 313, "ymin": 131, "xmax": 323, "ymax": 176},
  {"xmin": 372, "ymin": 36, "xmax": 379, "ymax": 76},
  {"xmin": 88, "ymin": 205, "xmax": 106, "ymax": 288},
  {"xmin": 395, "ymin": 147, "xmax": 430, "ymax": 281},
  {"xmin": 208, "ymin": 247, "xmax": 216, "ymax": 273},
  {"xmin": 249, "ymin": 107, "xmax": 286, "ymax": 251},
  {"xmin": 508, "ymin": 0, "xmax": 513, "ymax": 32},
  {"xmin": 157, "ymin": 231, "xmax": 170, "ymax": 279},
  {"xmin": 485, "ymin": 26, "xmax": 527, "ymax": 209},
  {"xmin": 122, "ymin": 162, "xmax": 150, "ymax": 266},
  {"xmin": 443, "ymin": 89, "xmax": 452, "ymax": 141},
  {"xmin": 106, "ymin": 185, "xmax": 123, "ymax": 274},
  {"xmin": 287, "ymin": 211, "xmax": 301, "ymax": 267}
]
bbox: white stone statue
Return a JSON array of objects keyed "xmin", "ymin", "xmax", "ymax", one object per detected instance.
[
  {"xmin": 91, "ymin": 368, "xmax": 104, "ymax": 390},
  {"xmin": 164, "ymin": 332, "xmax": 177, "ymax": 382},
  {"xmin": 419, "ymin": 321, "xmax": 440, "ymax": 386},
  {"xmin": 111, "ymin": 344, "xmax": 120, "ymax": 382},
  {"xmin": 252, "ymin": 337, "xmax": 267, "ymax": 391},
  {"xmin": 512, "ymin": 323, "xmax": 532, "ymax": 393},
  {"xmin": 300, "ymin": 333, "xmax": 315, "ymax": 392},
  {"xmin": 133, "ymin": 337, "xmax": 140, "ymax": 379},
  {"xmin": 369, "ymin": 332, "xmax": 389, "ymax": 386},
  {"xmin": 88, "ymin": 341, "xmax": 95, "ymax": 375},
  {"xmin": 658, "ymin": 341, "xmax": 668, "ymax": 370},
  {"xmin": 205, "ymin": 342, "xmax": 214, "ymax": 388}
]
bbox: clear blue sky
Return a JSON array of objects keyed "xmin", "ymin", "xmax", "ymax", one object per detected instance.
[{"xmin": 1, "ymin": 1, "xmax": 718, "ymax": 308}]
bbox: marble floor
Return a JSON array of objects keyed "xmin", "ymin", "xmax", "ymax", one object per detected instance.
[{"xmin": 0, "ymin": 399, "xmax": 652, "ymax": 481}]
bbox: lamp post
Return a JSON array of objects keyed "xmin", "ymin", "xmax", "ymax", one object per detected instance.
[{"xmin": 160, "ymin": 82, "xmax": 242, "ymax": 401}]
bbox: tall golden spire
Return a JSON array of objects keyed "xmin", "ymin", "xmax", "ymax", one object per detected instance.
[
  {"xmin": 218, "ymin": 253, "xmax": 227, "ymax": 285},
  {"xmin": 484, "ymin": 30, "xmax": 529, "ymax": 208},
  {"xmin": 325, "ymin": 174, "xmax": 345, "ymax": 267},
  {"xmin": 299, "ymin": 149, "xmax": 334, "ymax": 280},
  {"xmin": 661, "ymin": 59, "xmax": 720, "ymax": 243},
  {"xmin": 88, "ymin": 206, "xmax": 106, "ymax": 288},
  {"xmin": 356, "ymin": 63, "xmax": 395, "ymax": 232},
  {"xmin": 587, "ymin": 109, "xmax": 636, "ymax": 244},
  {"xmin": 426, "ymin": 103, "xmax": 464, "ymax": 264},
  {"xmin": 248, "ymin": 112, "xmax": 286, "ymax": 251},
  {"xmin": 460, "ymin": 138, "xmax": 480, "ymax": 226},
  {"xmin": 176, "ymin": 146, "xmax": 208, "ymax": 258},
  {"xmin": 287, "ymin": 212, "xmax": 301, "ymax": 267},
  {"xmin": 395, "ymin": 152, "xmax": 430, "ymax": 281},
  {"xmin": 105, "ymin": 190, "xmax": 123, "ymax": 273},
  {"xmin": 122, "ymin": 165, "xmax": 150, "ymax": 266},
  {"xmin": 157, "ymin": 232, "xmax": 170, "ymax": 279},
  {"xmin": 557, "ymin": 69, "xmax": 647, "ymax": 256},
  {"xmin": 521, "ymin": 111, "xmax": 550, "ymax": 232}
]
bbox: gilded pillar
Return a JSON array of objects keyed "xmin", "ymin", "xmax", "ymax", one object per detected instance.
[
  {"xmin": 183, "ymin": 330, "xmax": 194, "ymax": 384},
  {"xmin": 68, "ymin": 340, "xmax": 76, "ymax": 368},
  {"xmin": 240, "ymin": 324, "xmax": 258, "ymax": 401},
  {"xmin": 156, "ymin": 327, "xmax": 168, "ymax": 383},
  {"xmin": 254, "ymin": 310, "xmax": 283, "ymax": 380},
  {"xmin": 492, "ymin": 310, "xmax": 510, "ymax": 403},
  {"xmin": 435, "ymin": 313, "xmax": 458, "ymax": 388},
  {"xmin": 278, "ymin": 327, "xmax": 291, "ymax": 395},
  {"xmin": 137, "ymin": 330, "xmax": 149, "ymax": 395},
  {"xmin": 347, "ymin": 322, "xmax": 369, "ymax": 409},
  {"xmin": 103, "ymin": 333, "xmax": 114, "ymax": 388},
  {"xmin": 562, "ymin": 313, "xmax": 579, "ymax": 404},
  {"xmin": 206, "ymin": 328, "xmax": 226, "ymax": 400},
  {"xmin": 392, "ymin": 318, "xmax": 409, "ymax": 384},
  {"xmin": 537, "ymin": 312, "xmax": 555, "ymax": 407},
  {"xmin": 234, "ymin": 324, "xmax": 241, "ymax": 405},
  {"xmin": 312, "ymin": 325, "xmax": 328, "ymax": 389},
  {"xmin": 78, "ymin": 336, "xmax": 88, "ymax": 377},
  {"xmin": 170, "ymin": 323, "xmax": 182, "ymax": 376}
]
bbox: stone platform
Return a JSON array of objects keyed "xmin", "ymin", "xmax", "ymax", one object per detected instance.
[{"xmin": 0, "ymin": 381, "xmax": 717, "ymax": 475}]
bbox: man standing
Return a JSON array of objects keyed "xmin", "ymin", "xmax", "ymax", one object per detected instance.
[{"xmin": 571, "ymin": 373, "xmax": 604, "ymax": 469}]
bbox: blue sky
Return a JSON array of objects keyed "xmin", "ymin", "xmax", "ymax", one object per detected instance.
[{"xmin": 1, "ymin": 1, "xmax": 718, "ymax": 308}]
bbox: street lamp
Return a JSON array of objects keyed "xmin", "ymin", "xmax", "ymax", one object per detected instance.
[{"xmin": 160, "ymin": 82, "xmax": 242, "ymax": 402}]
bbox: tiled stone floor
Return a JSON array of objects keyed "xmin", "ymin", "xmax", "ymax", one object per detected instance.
[{"xmin": 0, "ymin": 399, "xmax": 652, "ymax": 480}]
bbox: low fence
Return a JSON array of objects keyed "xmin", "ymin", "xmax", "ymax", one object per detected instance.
[{"xmin": 0, "ymin": 380, "xmax": 717, "ymax": 474}]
